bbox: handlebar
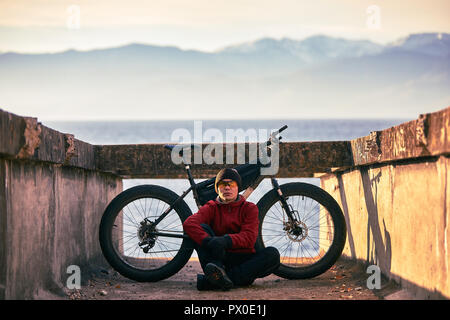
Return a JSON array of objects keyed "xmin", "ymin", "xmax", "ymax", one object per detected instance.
[
  {"xmin": 278, "ymin": 125, "xmax": 288, "ymax": 133},
  {"xmin": 266, "ymin": 125, "xmax": 288, "ymax": 146}
]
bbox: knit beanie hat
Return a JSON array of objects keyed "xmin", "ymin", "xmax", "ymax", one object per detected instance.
[{"xmin": 215, "ymin": 168, "xmax": 242, "ymax": 193}]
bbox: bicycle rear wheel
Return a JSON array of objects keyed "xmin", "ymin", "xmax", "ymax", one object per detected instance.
[
  {"xmin": 256, "ymin": 182, "xmax": 346, "ymax": 279},
  {"xmin": 99, "ymin": 185, "xmax": 194, "ymax": 282}
]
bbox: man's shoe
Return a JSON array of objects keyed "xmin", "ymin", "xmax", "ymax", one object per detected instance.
[
  {"xmin": 204, "ymin": 263, "xmax": 234, "ymax": 291},
  {"xmin": 196, "ymin": 274, "xmax": 218, "ymax": 291}
]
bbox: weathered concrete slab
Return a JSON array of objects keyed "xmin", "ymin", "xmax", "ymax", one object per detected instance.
[
  {"xmin": 349, "ymin": 106, "xmax": 450, "ymax": 167},
  {"xmin": 95, "ymin": 141, "xmax": 353, "ymax": 178},
  {"xmin": 0, "ymin": 108, "xmax": 35, "ymax": 157},
  {"xmin": 0, "ymin": 109, "xmax": 96, "ymax": 170}
]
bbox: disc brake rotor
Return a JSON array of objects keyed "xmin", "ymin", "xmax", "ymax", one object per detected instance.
[{"xmin": 284, "ymin": 220, "xmax": 308, "ymax": 242}]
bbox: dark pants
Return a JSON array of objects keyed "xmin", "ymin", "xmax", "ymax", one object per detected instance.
[{"xmin": 195, "ymin": 224, "xmax": 280, "ymax": 286}]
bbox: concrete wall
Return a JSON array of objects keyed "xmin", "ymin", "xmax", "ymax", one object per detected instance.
[
  {"xmin": 320, "ymin": 107, "xmax": 450, "ymax": 299},
  {"xmin": 0, "ymin": 159, "xmax": 122, "ymax": 299},
  {"xmin": 0, "ymin": 109, "xmax": 122, "ymax": 299}
]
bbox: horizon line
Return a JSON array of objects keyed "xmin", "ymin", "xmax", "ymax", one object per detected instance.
[{"xmin": 42, "ymin": 117, "xmax": 411, "ymax": 122}]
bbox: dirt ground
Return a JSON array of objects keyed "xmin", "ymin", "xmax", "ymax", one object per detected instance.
[{"xmin": 64, "ymin": 258, "xmax": 404, "ymax": 300}]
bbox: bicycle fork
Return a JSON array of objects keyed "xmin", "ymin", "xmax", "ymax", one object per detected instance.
[
  {"xmin": 271, "ymin": 178, "xmax": 295, "ymax": 219},
  {"xmin": 271, "ymin": 178, "xmax": 305, "ymax": 239}
]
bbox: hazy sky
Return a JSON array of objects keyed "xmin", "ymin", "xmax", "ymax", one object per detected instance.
[{"xmin": 1, "ymin": 0, "xmax": 449, "ymax": 53}]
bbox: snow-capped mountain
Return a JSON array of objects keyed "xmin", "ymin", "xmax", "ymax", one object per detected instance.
[
  {"xmin": 218, "ymin": 35, "xmax": 384, "ymax": 63},
  {"xmin": 386, "ymin": 33, "xmax": 450, "ymax": 57}
]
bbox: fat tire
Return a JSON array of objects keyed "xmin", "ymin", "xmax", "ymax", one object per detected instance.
[
  {"xmin": 256, "ymin": 182, "xmax": 346, "ymax": 279},
  {"xmin": 99, "ymin": 185, "xmax": 194, "ymax": 282}
]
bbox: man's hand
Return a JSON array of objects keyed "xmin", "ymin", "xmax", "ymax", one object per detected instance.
[
  {"xmin": 207, "ymin": 235, "xmax": 232, "ymax": 251},
  {"xmin": 202, "ymin": 235, "xmax": 233, "ymax": 261}
]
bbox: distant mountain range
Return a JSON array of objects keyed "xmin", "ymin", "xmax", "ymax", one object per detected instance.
[{"xmin": 0, "ymin": 32, "xmax": 449, "ymax": 120}]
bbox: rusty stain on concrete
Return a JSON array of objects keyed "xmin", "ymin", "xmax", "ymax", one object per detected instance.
[
  {"xmin": 64, "ymin": 134, "xmax": 76, "ymax": 164},
  {"xmin": 416, "ymin": 114, "xmax": 429, "ymax": 147},
  {"xmin": 364, "ymin": 131, "xmax": 382, "ymax": 160},
  {"xmin": 17, "ymin": 117, "xmax": 41, "ymax": 159}
]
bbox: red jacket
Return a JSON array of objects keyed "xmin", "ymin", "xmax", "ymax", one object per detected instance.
[{"xmin": 183, "ymin": 195, "xmax": 259, "ymax": 253}]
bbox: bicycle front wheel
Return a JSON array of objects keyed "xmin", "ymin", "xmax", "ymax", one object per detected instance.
[
  {"xmin": 256, "ymin": 182, "xmax": 347, "ymax": 279},
  {"xmin": 99, "ymin": 185, "xmax": 194, "ymax": 282}
]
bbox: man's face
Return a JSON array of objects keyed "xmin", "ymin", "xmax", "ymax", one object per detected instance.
[{"xmin": 217, "ymin": 179, "xmax": 239, "ymax": 203}]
